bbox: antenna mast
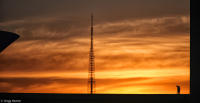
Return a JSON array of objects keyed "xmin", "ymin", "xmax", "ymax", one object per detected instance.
[{"xmin": 89, "ymin": 13, "xmax": 95, "ymax": 94}]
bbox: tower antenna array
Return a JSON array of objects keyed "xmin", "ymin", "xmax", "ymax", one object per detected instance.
[{"xmin": 89, "ymin": 13, "xmax": 95, "ymax": 94}]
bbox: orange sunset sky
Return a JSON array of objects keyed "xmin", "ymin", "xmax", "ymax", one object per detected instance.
[{"xmin": 0, "ymin": 0, "xmax": 190, "ymax": 94}]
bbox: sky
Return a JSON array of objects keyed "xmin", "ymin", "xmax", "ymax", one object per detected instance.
[{"xmin": 0, "ymin": 0, "xmax": 190, "ymax": 94}]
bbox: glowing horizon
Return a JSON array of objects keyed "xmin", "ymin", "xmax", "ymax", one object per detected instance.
[{"xmin": 0, "ymin": 0, "xmax": 190, "ymax": 94}]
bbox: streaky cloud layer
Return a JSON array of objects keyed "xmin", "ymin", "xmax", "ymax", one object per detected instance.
[{"xmin": 0, "ymin": 0, "xmax": 189, "ymax": 94}]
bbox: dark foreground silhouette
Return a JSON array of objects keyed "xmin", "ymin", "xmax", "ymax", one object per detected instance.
[
  {"xmin": 0, "ymin": 31, "xmax": 19, "ymax": 53},
  {"xmin": 0, "ymin": 93, "xmax": 190, "ymax": 103},
  {"xmin": 177, "ymin": 85, "xmax": 181, "ymax": 94}
]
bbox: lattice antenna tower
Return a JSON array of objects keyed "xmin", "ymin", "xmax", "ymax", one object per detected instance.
[{"xmin": 89, "ymin": 13, "xmax": 95, "ymax": 94}]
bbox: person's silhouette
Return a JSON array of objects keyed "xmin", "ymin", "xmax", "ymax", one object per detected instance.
[{"xmin": 176, "ymin": 85, "xmax": 180, "ymax": 94}]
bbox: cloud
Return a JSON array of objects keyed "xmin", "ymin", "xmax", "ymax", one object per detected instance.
[
  {"xmin": 1, "ymin": 0, "xmax": 189, "ymax": 23},
  {"xmin": 0, "ymin": 13, "xmax": 189, "ymax": 44},
  {"xmin": 0, "ymin": 77, "xmax": 85, "ymax": 93},
  {"xmin": 2, "ymin": 76, "xmax": 189, "ymax": 94},
  {"xmin": 0, "ymin": 50, "xmax": 89, "ymax": 72},
  {"xmin": 0, "ymin": 16, "xmax": 190, "ymax": 72},
  {"xmin": 0, "ymin": 0, "xmax": 189, "ymax": 94},
  {"xmin": 0, "ymin": 36, "xmax": 189, "ymax": 72},
  {"xmin": 0, "ymin": 16, "xmax": 90, "ymax": 42},
  {"xmin": 0, "ymin": 77, "xmax": 150, "ymax": 93},
  {"xmin": 95, "ymin": 16, "xmax": 190, "ymax": 38},
  {"xmin": 97, "ymin": 76, "xmax": 189, "ymax": 94}
]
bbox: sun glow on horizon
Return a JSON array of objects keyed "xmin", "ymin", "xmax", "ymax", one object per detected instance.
[{"xmin": 0, "ymin": 0, "xmax": 189, "ymax": 94}]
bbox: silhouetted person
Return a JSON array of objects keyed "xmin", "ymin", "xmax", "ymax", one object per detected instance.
[
  {"xmin": 176, "ymin": 85, "xmax": 180, "ymax": 94},
  {"xmin": 0, "ymin": 31, "xmax": 19, "ymax": 53}
]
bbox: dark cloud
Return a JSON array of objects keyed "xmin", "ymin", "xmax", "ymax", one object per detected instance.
[
  {"xmin": 0, "ymin": 15, "xmax": 190, "ymax": 44},
  {"xmin": 0, "ymin": 51, "xmax": 89, "ymax": 72},
  {"xmin": 95, "ymin": 16, "xmax": 190, "ymax": 38},
  {"xmin": 1, "ymin": 17, "xmax": 90, "ymax": 42},
  {"xmin": 1, "ymin": 0, "xmax": 189, "ymax": 23}
]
